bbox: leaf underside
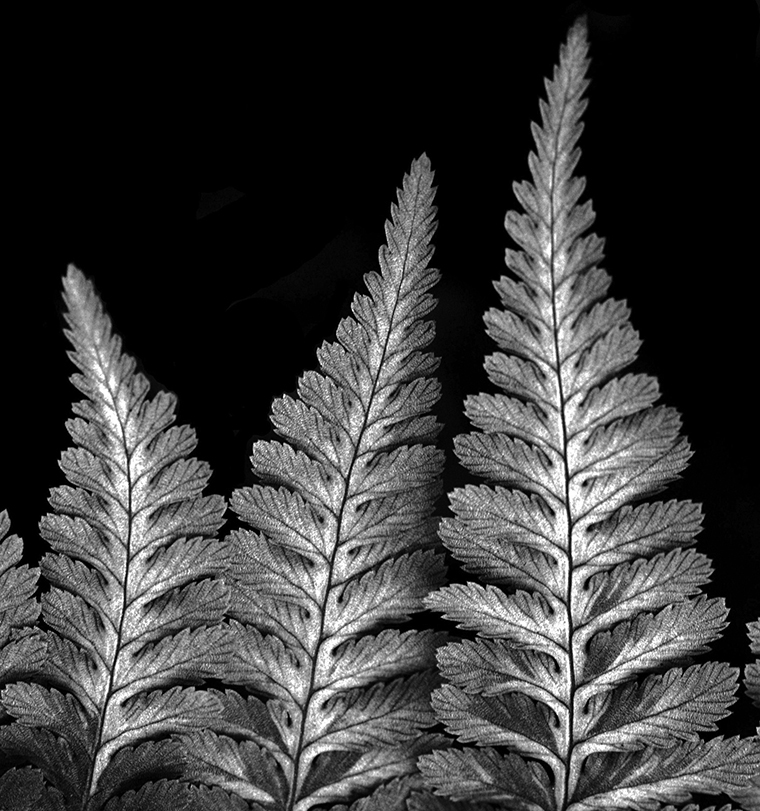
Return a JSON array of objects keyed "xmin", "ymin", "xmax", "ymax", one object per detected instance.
[{"xmin": 419, "ymin": 17, "xmax": 760, "ymax": 811}]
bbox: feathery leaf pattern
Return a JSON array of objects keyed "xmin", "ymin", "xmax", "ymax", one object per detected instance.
[
  {"xmin": 0, "ymin": 510, "xmax": 48, "ymax": 805},
  {"xmin": 0, "ymin": 267, "xmax": 231, "ymax": 810},
  {"xmin": 180, "ymin": 155, "xmax": 447, "ymax": 809},
  {"xmin": 0, "ymin": 510, "xmax": 46, "ymax": 719},
  {"xmin": 419, "ymin": 18, "xmax": 760, "ymax": 811}
]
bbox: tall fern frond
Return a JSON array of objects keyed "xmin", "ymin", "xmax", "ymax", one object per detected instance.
[
  {"xmin": 419, "ymin": 19, "xmax": 760, "ymax": 811},
  {"xmin": 180, "ymin": 155, "xmax": 447, "ymax": 810},
  {"xmin": 0, "ymin": 267, "xmax": 231, "ymax": 811}
]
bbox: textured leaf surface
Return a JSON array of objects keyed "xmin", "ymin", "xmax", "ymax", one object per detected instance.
[
  {"xmin": 0, "ymin": 509, "xmax": 46, "ymax": 722},
  {"xmin": 419, "ymin": 18, "xmax": 760, "ymax": 811},
  {"xmin": 0, "ymin": 268, "xmax": 230, "ymax": 810},
  {"xmin": 181, "ymin": 156, "xmax": 447, "ymax": 809},
  {"xmin": 730, "ymin": 618, "xmax": 760, "ymax": 809}
]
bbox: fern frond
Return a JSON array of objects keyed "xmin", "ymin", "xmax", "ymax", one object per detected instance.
[
  {"xmin": 181, "ymin": 155, "xmax": 447, "ymax": 809},
  {"xmin": 0, "ymin": 267, "xmax": 231, "ymax": 810},
  {"xmin": 0, "ymin": 509, "xmax": 48, "ymax": 800},
  {"xmin": 0, "ymin": 510, "xmax": 46, "ymax": 719},
  {"xmin": 730, "ymin": 619, "xmax": 760, "ymax": 809},
  {"xmin": 747, "ymin": 620, "xmax": 760, "ymax": 710},
  {"xmin": 419, "ymin": 18, "xmax": 760, "ymax": 811}
]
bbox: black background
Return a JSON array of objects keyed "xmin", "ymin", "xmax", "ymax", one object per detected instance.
[{"xmin": 3, "ymin": 1, "xmax": 759, "ymax": 752}]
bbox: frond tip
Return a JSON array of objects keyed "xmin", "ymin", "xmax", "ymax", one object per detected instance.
[{"xmin": 420, "ymin": 18, "xmax": 760, "ymax": 810}]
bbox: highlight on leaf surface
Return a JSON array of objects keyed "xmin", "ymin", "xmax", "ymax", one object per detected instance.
[
  {"xmin": 418, "ymin": 18, "xmax": 760, "ymax": 811},
  {"xmin": 179, "ymin": 155, "xmax": 448, "ymax": 809},
  {"xmin": 0, "ymin": 266, "xmax": 231, "ymax": 811}
]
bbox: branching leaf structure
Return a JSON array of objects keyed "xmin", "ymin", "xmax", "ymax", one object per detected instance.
[
  {"xmin": 0, "ymin": 267, "xmax": 231, "ymax": 811},
  {"xmin": 419, "ymin": 19, "xmax": 760, "ymax": 811},
  {"xmin": 179, "ymin": 155, "xmax": 448, "ymax": 810},
  {"xmin": 1, "ymin": 22, "xmax": 756, "ymax": 811},
  {"xmin": 0, "ymin": 510, "xmax": 46, "ymax": 721}
]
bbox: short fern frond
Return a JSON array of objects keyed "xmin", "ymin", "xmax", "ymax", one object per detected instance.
[{"xmin": 0, "ymin": 267, "xmax": 231, "ymax": 811}]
